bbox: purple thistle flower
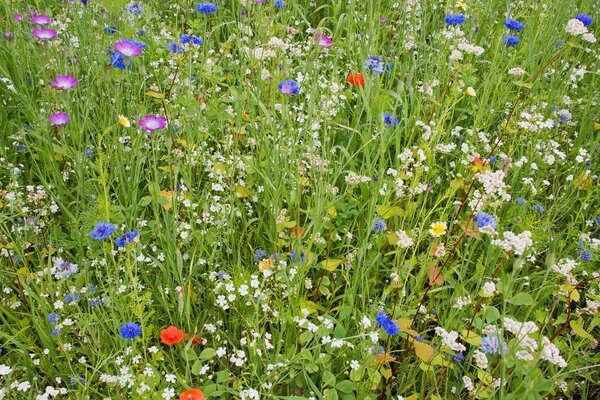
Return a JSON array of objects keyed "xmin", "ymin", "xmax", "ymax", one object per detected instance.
[
  {"xmin": 277, "ymin": 79, "xmax": 300, "ymax": 95},
  {"xmin": 114, "ymin": 41, "xmax": 142, "ymax": 57},
  {"xmin": 31, "ymin": 15, "xmax": 51, "ymax": 25},
  {"xmin": 32, "ymin": 28, "xmax": 57, "ymax": 41},
  {"xmin": 49, "ymin": 112, "xmax": 70, "ymax": 127},
  {"xmin": 375, "ymin": 311, "xmax": 399, "ymax": 336},
  {"xmin": 138, "ymin": 115, "xmax": 166, "ymax": 132},
  {"xmin": 14, "ymin": 13, "xmax": 23, "ymax": 22},
  {"xmin": 50, "ymin": 75, "xmax": 78, "ymax": 90}
]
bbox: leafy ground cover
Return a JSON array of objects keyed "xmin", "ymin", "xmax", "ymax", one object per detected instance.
[{"xmin": 0, "ymin": 1, "xmax": 599, "ymax": 399}]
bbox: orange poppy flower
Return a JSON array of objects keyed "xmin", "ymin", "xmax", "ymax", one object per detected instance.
[
  {"xmin": 180, "ymin": 388, "xmax": 205, "ymax": 400},
  {"xmin": 160, "ymin": 326, "xmax": 184, "ymax": 345},
  {"xmin": 347, "ymin": 73, "xmax": 365, "ymax": 87},
  {"xmin": 291, "ymin": 226, "xmax": 306, "ymax": 238}
]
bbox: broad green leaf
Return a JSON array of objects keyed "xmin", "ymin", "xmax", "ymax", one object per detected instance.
[
  {"xmin": 321, "ymin": 259, "xmax": 343, "ymax": 272},
  {"xmin": 199, "ymin": 347, "xmax": 216, "ymax": 360},
  {"xmin": 508, "ymin": 292, "xmax": 534, "ymax": 306},
  {"xmin": 570, "ymin": 318, "xmax": 594, "ymax": 340}
]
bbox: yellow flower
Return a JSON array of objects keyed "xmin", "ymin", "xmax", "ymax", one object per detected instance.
[
  {"xmin": 118, "ymin": 115, "xmax": 131, "ymax": 127},
  {"xmin": 456, "ymin": 1, "xmax": 468, "ymax": 9},
  {"xmin": 259, "ymin": 259, "xmax": 273, "ymax": 273},
  {"xmin": 465, "ymin": 86, "xmax": 476, "ymax": 97},
  {"xmin": 429, "ymin": 222, "xmax": 447, "ymax": 237}
]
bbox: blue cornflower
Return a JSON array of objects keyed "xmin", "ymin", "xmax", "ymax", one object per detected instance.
[
  {"xmin": 481, "ymin": 335, "xmax": 507, "ymax": 355},
  {"xmin": 65, "ymin": 293, "xmax": 81, "ymax": 304},
  {"xmin": 104, "ymin": 26, "xmax": 117, "ymax": 34},
  {"xmin": 371, "ymin": 345, "xmax": 385, "ymax": 355},
  {"xmin": 86, "ymin": 148, "xmax": 95, "ymax": 157},
  {"xmin": 532, "ymin": 204, "xmax": 545, "ymax": 213},
  {"xmin": 274, "ymin": 0, "xmax": 285, "ymax": 9},
  {"xmin": 594, "ymin": 216, "xmax": 600, "ymax": 226},
  {"xmin": 557, "ymin": 39, "xmax": 565, "ymax": 47},
  {"xmin": 119, "ymin": 322, "xmax": 142, "ymax": 339},
  {"xmin": 88, "ymin": 298, "xmax": 104, "ymax": 307},
  {"xmin": 503, "ymin": 35, "xmax": 519, "ymax": 46},
  {"xmin": 415, "ymin": 335, "xmax": 424, "ymax": 342},
  {"xmin": 375, "ymin": 311, "xmax": 399, "ymax": 336},
  {"xmin": 254, "ymin": 249, "xmax": 267, "ymax": 261},
  {"xmin": 575, "ymin": 13, "xmax": 593, "ymax": 27},
  {"xmin": 51, "ymin": 328, "xmax": 62, "ymax": 337},
  {"xmin": 515, "ymin": 197, "xmax": 526, "ymax": 206},
  {"xmin": 445, "ymin": 14, "xmax": 465, "ymax": 25},
  {"xmin": 577, "ymin": 249, "xmax": 592, "ymax": 262},
  {"xmin": 453, "ymin": 352, "xmax": 464, "ymax": 363},
  {"xmin": 290, "ymin": 250, "xmax": 305, "ymax": 263},
  {"xmin": 382, "ymin": 113, "xmax": 398, "ymax": 127},
  {"xmin": 48, "ymin": 312, "xmax": 60, "ymax": 325},
  {"xmin": 430, "ymin": 308, "xmax": 437, "ymax": 317},
  {"xmin": 122, "ymin": 38, "xmax": 147, "ymax": 49},
  {"xmin": 558, "ymin": 110, "xmax": 570, "ymax": 122},
  {"xmin": 364, "ymin": 56, "xmax": 392, "ymax": 74},
  {"xmin": 110, "ymin": 52, "xmax": 132, "ymax": 70},
  {"xmin": 127, "ymin": 3, "xmax": 144, "ymax": 14},
  {"xmin": 167, "ymin": 42, "xmax": 184, "ymax": 54},
  {"xmin": 504, "ymin": 18, "xmax": 524, "ymax": 31},
  {"xmin": 81, "ymin": 0, "xmax": 88, "ymax": 5},
  {"xmin": 278, "ymin": 79, "xmax": 300, "ymax": 95},
  {"xmin": 115, "ymin": 230, "xmax": 138, "ymax": 247},
  {"xmin": 90, "ymin": 221, "xmax": 116, "ymax": 240},
  {"xmin": 180, "ymin": 34, "xmax": 203, "ymax": 46},
  {"xmin": 488, "ymin": 155, "xmax": 497, "ymax": 165},
  {"xmin": 197, "ymin": 2, "xmax": 218, "ymax": 13},
  {"xmin": 475, "ymin": 213, "xmax": 497, "ymax": 230},
  {"xmin": 372, "ymin": 219, "xmax": 387, "ymax": 232},
  {"xmin": 17, "ymin": 143, "xmax": 25, "ymax": 152}
]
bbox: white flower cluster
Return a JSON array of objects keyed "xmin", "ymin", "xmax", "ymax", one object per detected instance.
[
  {"xmin": 395, "ymin": 230, "xmax": 414, "ymax": 248},
  {"xmin": 565, "ymin": 19, "xmax": 596, "ymax": 42},
  {"xmin": 491, "ymin": 231, "xmax": 533, "ymax": 256},
  {"xmin": 551, "ymin": 258, "xmax": 579, "ymax": 283},
  {"xmin": 476, "ymin": 170, "xmax": 511, "ymax": 203},
  {"xmin": 503, "ymin": 318, "xmax": 567, "ymax": 367},
  {"xmin": 345, "ymin": 172, "xmax": 372, "ymax": 185},
  {"xmin": 472, "ymin": 350, "xmax": 489, "ymax": 369},
  {"xmin": 240, "ymin": 388, "xmax": 261, "ymax": 400},
  {"xmin": 453, "ymin": 296, "xmax": 472, "ymax": 310},
  {"xmin": 435, "ymin": 327, "xmax": 466, "ymax": 352}
]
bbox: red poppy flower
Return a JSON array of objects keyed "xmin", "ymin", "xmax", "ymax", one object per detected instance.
[
  {"xmin": 180, "ymin": 388, "xmax": 205, "ymax": 400},
  {"xmin": 347, "ymin": 73, "xmax": 365, "ymax": 87},
  {"xmin": 160, "ymin": 326, "xmax": 184, "ymax": 345},
  {"xmin": 291, "ymin": 226, "xmax": 306, "ymax": 238},
  {"xmin": 184, "ymin": 333, "xmax": 206, "ymax": 345}
]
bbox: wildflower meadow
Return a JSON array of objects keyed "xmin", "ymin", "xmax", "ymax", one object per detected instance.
[{"xmin": 1, "ymin": 1, "xmax": 599, "ymax": 399}]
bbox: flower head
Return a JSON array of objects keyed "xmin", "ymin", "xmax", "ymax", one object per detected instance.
[
  {"xmin": 32, "ymin": 28, "xmax": 57, "ymax": 41},
  {"xmin": 120, "ymin": 322, "xmax": 142, "ymax": 339},
  {"xmin": 180, "ymin": 34, "xmax": 203, "ymax": 46},
  {"xmin": 504, "ymin": 18, "xmax": 524, "ymax": 31},
  {"xmin": 118, "ymin": 115, "xmax": 131, "ymax": 127},
  {"xmin": 503, "ymin": 35, "xmax": 519, "ymax": 46},
  {"xmin": 363, "ymin": 56, "xmax": 392, "ymax": 74},
  {"xmin": 161, "ymin": 326, "xmax": 184, "ymax": 345},
  {"xmin": 49, "ymin": 112, "xmax": 70, "ymax": 127},
  {"xmin": 31, "ymin": 15, "xmax": 51, "ymax": 25},
  {"xmin": 128, "ymin": 3, "xmax": 145, "ymax": 14},
  {"xmin": 575, "ymin": 13, "xmax": 592, "ymax": 27},
  {"xmin": 274, "ymin": 0, "xmax": 285, "ymax": 9},
  {"xmin": 48, "ymin": 312, "xmax": 60, "ymax": 325},
  {"xmin": 475, "ymin": 213, "xmax": 497, "ymax": 230},
  {"xmin": 372, "ymin": 219, "xmax": 387, "ymax": 232},
  {"xmin": 382, "ymin": 113, "xmax": 398, "ymax": 127},
  {"xmin": 481, "ymin": 335, "xmax": 507, "ymax": 355},
  {"xmin": 196, "ymin": 2, "xmax": 218, "ymax": 13},
  {"xmin": 139, "ymin": 115, "xmax": 166, "ymax": 132},
  {"xmin": 315, "ymin": 34, "xmax": 333, "ymax": 47},
  {"xmin": 116, "ymin": 230, "xmax": 138, "ymax": 247},
  {"xmin": 375, "ymin": 311, "xmax": 399, "ymax": 336},
  {"xmin": 429, "ymin": 222, "xmax": 447, "ymax": 237},
  {"xmin": 110, "ymin": 52, "xmax": 132, "ymax": 70},
  {"xmin": 565, "ymin": 19, "xmax": 587, "ymax": 36},
  {"xmin": 445, "ymin": 14, "xmax": 466, "ymax": 25},
  {"xmin": 277, "ymin": 79, "xmax": 300, "ymax": 95},
  {"xmin": 347, "ymin": 73, "xmax": 365, "ymax": 87},
  {"xmin": 114, "ymin": 41, "xmax": 142, "ymax": 57},
  {"xmin": 50, "ymin": 75, "xmax": 78, "ymax": 90},
  {"xmin": 180, "ymin": 389, "xmax": 205, "ymax": 400},
  {"xmin": 90, "ymin": 221, "xmax": 116, "ymax": 240}
]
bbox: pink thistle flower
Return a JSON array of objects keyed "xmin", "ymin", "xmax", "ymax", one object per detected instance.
[
  {"xmin": 31, "ymin": 28, "xmax": 57, "ymax": 41},
  {"xmin": 50, "ymin": 75, "xmax": 78, "ymax": 90},
  {"xmin": 315, "ymin": 34, "xmax": 333, "ymax": 48},
  {"xmin": 138, "ymin": 115, "xmax": 166, "ymax": 132},
  {"xmin": 31, "ymin": 15, "xmax": 51, "ymax": 25},
  {"xmin": 49, "ymin": 112, "xmax": 70, "ymax": 127},
  {"xmin": 114, "ymin": 41, "xmax": 142, "ymax": 57}
]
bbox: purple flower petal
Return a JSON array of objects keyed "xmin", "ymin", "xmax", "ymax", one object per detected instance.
[
  {"xmin": 49, "ymin": 112, "xmax": 70, "ymax": 127},
  {"xmin": 32, "ymin": 28, "xmax": 57, "ymax": 41},
  {"xmin": 50, "ymin": 75, "xmax": 78, "ymax": 90},
  {"xmin": 114, "ymin": 41, "xmax": 142, "ymax": 57},
  {"xmin": 31, "ymin": 15, "xmax": 51, "ymax": 25},
  {"xmin": 138, "ymin": 115, "xmax": 166, "ymax": 132}
]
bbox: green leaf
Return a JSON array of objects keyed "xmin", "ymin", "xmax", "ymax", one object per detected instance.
[
  {"xmin": 570, "ymin": 318, "xmax": 594, "ymax": 340},
  {"xmin": 145, "ymin": 90, "xmax": 165, "ymax": 99},
  {"xmin": 191, "ymin": 359, "xmax": 203, "ymax": 375},
  {"xmin": 199, "ymin": 347, "xmax": 216, "ymax": 360},
  {"xmin": 508, "ymin": 292, "xmax": 534, "ymax": 306},
  {"xmin": 138, "ymin": 196, "xmax": 152, "ymax": 207},
  {"xmin": 299, "ymin": 331, "xmax": 313, "ymax": 344},
  {"xmin": 375, "ymin": 204, "xmax": 403, "ymax": 219},
  {"xmin": 335, "ymin": 380, "xmax": 355, "ymax": 393},
  {"xmin": 461, "ymin": 330, "xmax": 482, "ymax": 346},
  {"xmin": 485, "ymin": 306, "xmax": 500, "ymax": 323},
  {"xmin": 321, "ymin": 259, "xmax": 343, "ymax": 272},
  {"xmin": 513, "ymin": 81, "xmax": 533, "ymax": 89}
]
